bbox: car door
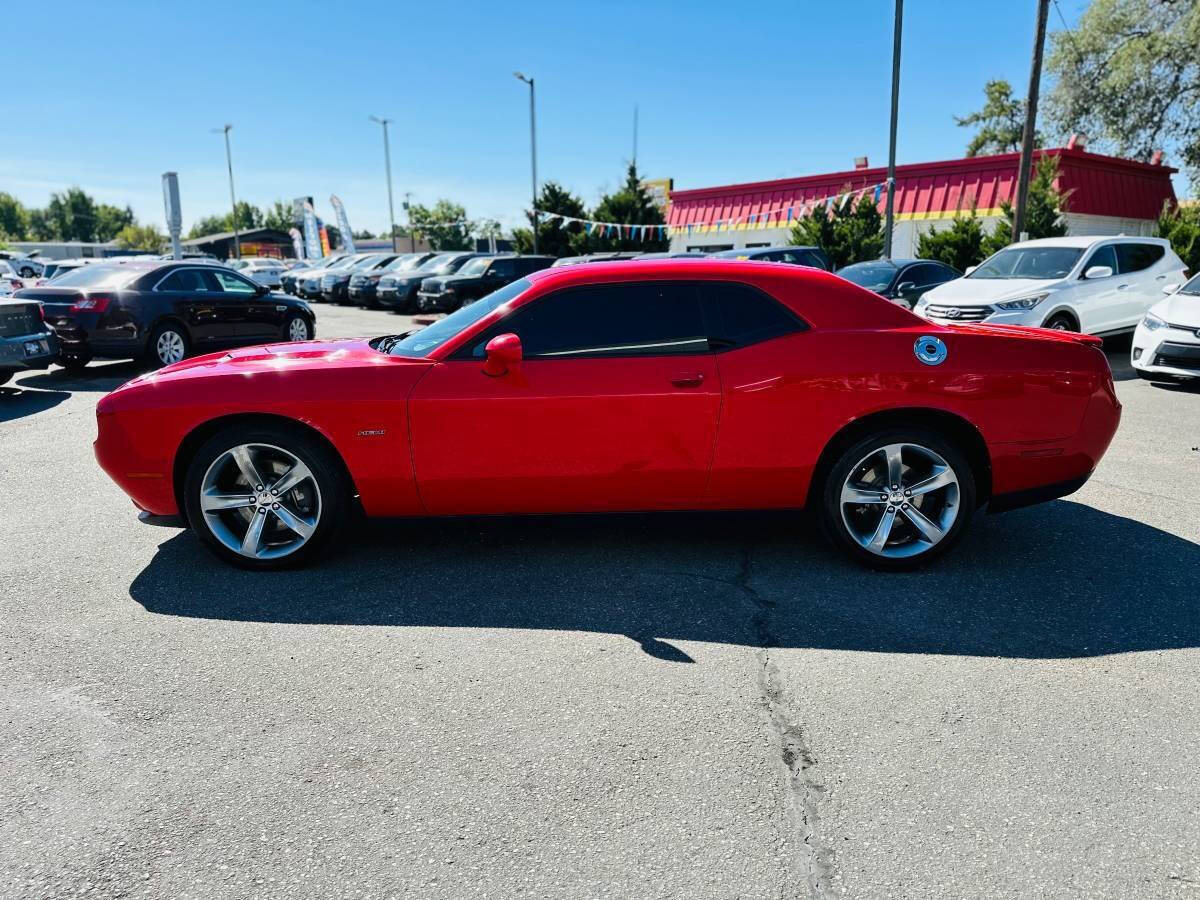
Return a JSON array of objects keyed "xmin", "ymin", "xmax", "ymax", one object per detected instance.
[
  {"xmin": 700, "ymin": 282, "xmax": 814, "ymax": 509},
  {"xmin": 154, "ymin": 267, "xmax": 231, "ymax": 345},
  {"xmin": 1115, "ymin": 242, "xmax": 1169, "ymax": 326},
  {"xmin": 209, "ymin": 267, "xmax": 274, "ymax": 341},
  {"xmin": 1072, "ymin": 244, "xmax": 1121, "ymax": 332},
  {"xmin": 407, "ymin": 280, "xmax": 721, "ymax": 515}
]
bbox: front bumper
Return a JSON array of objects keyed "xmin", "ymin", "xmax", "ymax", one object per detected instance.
[
  {"xmin": 417, "ymin": 291, "xmax": 457, "ymax": 312},
  {"xmin": 1131, "ymin": 321, "xmax": 1200, "ymax": 380},
  {"xmin": 348, "ymin": 282, "xmax": 378, "ymax": 304},
  {"xmin": 0, "ymin": 330, "xmax": 57, "ymax": 372},
  {"xmin": 322, "ymin": 281, "xmax": 350, "ymax": 302}
]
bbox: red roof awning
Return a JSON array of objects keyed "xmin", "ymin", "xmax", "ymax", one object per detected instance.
[{"xmin": 666, "ymin": 147, "xmax": 1177, "ymax": 233}]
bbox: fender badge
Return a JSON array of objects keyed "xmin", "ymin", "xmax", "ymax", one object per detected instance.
[
  {"xmin": 357, "ymin": 429, "xmax": 387, "ymax": 437},
  {"xmin": 914, "ymin": 335, "xmax": 947, "ymax": 366}
]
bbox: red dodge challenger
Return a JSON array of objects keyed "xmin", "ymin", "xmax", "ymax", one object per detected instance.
[{"xmin": 94, "ymin": 259, "xmax": 1120, "ymax": 570}]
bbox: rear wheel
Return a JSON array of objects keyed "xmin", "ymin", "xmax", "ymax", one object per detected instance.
[
  {"xmin": 819, "ymin": 427, "xmax": 976, "ymax": 570},
  {"xmin": 183, "ymin": 423, "xmax": 350, "ymax": 569},
  {"xmin": 1042, "ymin": 312, "xmax": 1076, "ymax": 332},
  {"xmin": 148, "ymin": 322, "xmax": 189, "ymax": 368},
  {"xmin": 0, "ymin": 371, "xmax": 12, "ymax": 386}
]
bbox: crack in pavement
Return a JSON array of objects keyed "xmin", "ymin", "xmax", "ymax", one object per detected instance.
[{"xmin": 736, "ymin": 547, "xmax": 839, "ymax": 900}]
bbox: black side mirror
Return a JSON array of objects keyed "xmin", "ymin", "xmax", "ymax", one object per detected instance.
[
  {"xmin": 254, "ymin": 284, "xmax": 269, "ymax": 295},
  {"xmin": 896, "ymin": 281, "xmax": 916, "ymax": 294}
]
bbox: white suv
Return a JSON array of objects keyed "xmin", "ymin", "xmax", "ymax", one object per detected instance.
[{"xmin": 914, "ymin": 236, "xmax": 1187, "ymax": 335}]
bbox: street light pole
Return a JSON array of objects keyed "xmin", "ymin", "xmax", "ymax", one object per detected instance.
[
  {"xmin": 882, "ymin": 0, "xmax": 902, "ymax": 259},
  {"xmin": 369, "ymin": 115, "xmax": 398, "ymax": 252},
  {"xmin": 514, "ymin": 72, "xmax": 538, "ymax": 254},
  {"xmin": 212, "ymin": 124, "xmax": 240, "ymax": 260}
]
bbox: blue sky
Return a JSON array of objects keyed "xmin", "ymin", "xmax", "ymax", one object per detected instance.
[{"xmin": 3, "ymin": 0, "xmax": 1103, "ymax": 236}]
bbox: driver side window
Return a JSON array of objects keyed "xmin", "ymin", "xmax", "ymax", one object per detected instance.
[
  {"xmin": 1082, "ymin": 245, "xmax": 1117, "ymax": 278},
  {"xmin": 210, "ymin": 269, "xmax": 258, "ymax": 294},
  {"xmin": 462, "ymin": 282, "xmax": 708, "ymax": 359}
]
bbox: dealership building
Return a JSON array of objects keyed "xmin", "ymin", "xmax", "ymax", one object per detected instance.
[{"xmin": 666, "ymin": 144, "xmax": 1178, "ymax": 256}]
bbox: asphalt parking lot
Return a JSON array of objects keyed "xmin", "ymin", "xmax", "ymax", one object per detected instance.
[{"xmin": 2, "ymin": 301, "xmax": 1198, "ymax": 899}]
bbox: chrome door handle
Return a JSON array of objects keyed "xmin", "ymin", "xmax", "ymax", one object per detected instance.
[
  {"xmin": 670, "ymin": 373, "xmax": 704, "ymax": 387},
  {"xmin": 1117, "ymin": 284, "xmax": 1129, "ymax": 290}
]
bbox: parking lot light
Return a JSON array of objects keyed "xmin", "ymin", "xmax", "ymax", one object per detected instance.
[{"xmin": 513, "ymin": 72, "xmax": 538, "ymax": 255}]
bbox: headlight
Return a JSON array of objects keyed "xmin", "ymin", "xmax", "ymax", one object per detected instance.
[
  {"xmin": 995, "ymin": 293, "xmax": 1048, "ymax": 311},
  {"xmin": 913, "ymin": 297, "xmax": 929, "ymax": 312},
  {"xmin": 1141, "ymin": 312, "xmax": 1167, "ymax": 331}
]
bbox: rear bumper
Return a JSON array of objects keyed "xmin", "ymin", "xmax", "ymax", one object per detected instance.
[
  {"xmin": 0, "ymin": 330, "xmax": 57, "ymax": 371},
  {"xmin": 987, "ymin": 473, "xmax": 1091, "ymax": 514}
]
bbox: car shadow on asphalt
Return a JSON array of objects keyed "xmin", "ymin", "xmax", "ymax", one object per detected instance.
[
  {"xmin": 0, "ymin": 386, "xmax": 69, "ymax": 421},
  {"xmin": 18, "ymin": 360, "xmax": 145, "ymax": 394},
  {"xmin": 128, "ymin": 500, "xmax": 1200, "ymax": 662}
]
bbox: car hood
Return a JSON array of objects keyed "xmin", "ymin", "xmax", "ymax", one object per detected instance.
[
  {"xmin": 1149, "ymin": 291, "xmax": 1200, "ymax": 328},
  {"xmin": 922, "ymin": 277, "xmax": 1057, "ymax": 305}
]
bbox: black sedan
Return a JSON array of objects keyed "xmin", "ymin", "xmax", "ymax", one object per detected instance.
[
  {"xmin": 320, "ymin": 254, "xmax": 398, "ymax": 304},
  {"xmin": 16, "ymin": 260, "xmax": 316, "ymax": 370},
  {"xmin": 835, "ymin": 258, "xmax": 961, "ymax": 309}
]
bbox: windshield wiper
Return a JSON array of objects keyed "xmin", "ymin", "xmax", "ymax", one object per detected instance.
[{"xmin": 375, "ymin": 331, "xmax": 416, "ymax": 354}]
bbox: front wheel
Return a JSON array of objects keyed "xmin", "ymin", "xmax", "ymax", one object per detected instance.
[
  {"xmin": 183, "ymin": 423, "xmax": 350, "ymax": 569},
  {"xmin": 819, "ymin": 428, "xmax": 976, "ymax": 570},
  {"xmin": 148, "ymin": 322, "xmax": 189, "ymax": 368},
  {"xmin": 1042, "ymin": 313, "xmax": 1077, "ymax": 332},
  {"xmin": 283, "ymin": 313, "xmax": 312, "ymax": 342}
]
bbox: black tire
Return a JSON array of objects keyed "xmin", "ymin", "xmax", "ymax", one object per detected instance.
[
  {"xmin": 147, "ymin": 322, "xmax": 190, "ymax": 368},
  {"xmin": 183, "ymin": 422, "xmax": 350, "ymax": 570},
  {"xmin": 282, "ymin": 313, "xmax": 312, "ymax": 343},
  {"xmin": 0, "ymin": 370, "xmax": 12, "ymax": 386},
  {"xmin": 60, "ymin": 354, "xmax": 91, "ymax": 372},
  {"xmin": 818, "ymin": 426, "xmax": 977, "ymax": 571},
  {"xmin": 19, "ymin": 266, "xmax": 35, "ymax": 278},
  {"xmin": 1042, "ymin": 312, "xmax": 1077, "ymax": 332}
]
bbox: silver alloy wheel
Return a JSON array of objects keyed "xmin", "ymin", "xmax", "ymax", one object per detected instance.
[
  {"xmin": 156, "ymin": 329, "xmax": 186, "ymax": 365},
  {"xmin": 288, "ymin": 317, "xmax": 310, "ymax": 341},
  {"xmin": 199, "ymin": 442, "xmax": 322, "ymax": 560},
  {"xmin": 839, "ymin": 442, "xmax": 960, "ymax": 559}
]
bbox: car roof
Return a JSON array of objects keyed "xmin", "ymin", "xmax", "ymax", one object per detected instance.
[
  {"xmin": 710, "ymin": 245, "xmax": 822, "ymax": 257},
  {"xmin": 1007, "ymin": 235, "xmax": 1170, "ymax": 249},
  {"xmin": 526, "ymin": 257, "xmax": 830, "ymax": 288}
]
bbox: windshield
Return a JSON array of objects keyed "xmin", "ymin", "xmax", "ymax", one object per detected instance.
[
  {"xmin": 383, "ymin": 255, "xmax": 427, "ymax": 273},
  {"xmin": 387, "ymin": 278, "xmax": 532, "ymax": 358},
  {"xmin": 1179, "ymin": 272, "xmax": 1200, "ymax": 296},
  {"xmin": 970, "ymin": 247, "xmax": 1083, "ymax": 280},
  {"xmin": 457, "ymin": 257, "xmax": 492, "ymax": 277},
  {"xmin": 48, "ymin": 265, "xmax": 142, "ymax": 289},
  {"xmin": 838, "ymin": 262, "xmax": 897, "ymax": 292},
  {"xmin": 427, "ymin": 254, "xmax": 470, "ymax": 274}
]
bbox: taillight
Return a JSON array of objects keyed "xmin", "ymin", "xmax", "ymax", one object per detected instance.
[
  {"xmin": 71, "ymin": 294, "xmax": 112, "ymax": 312},
  {"xmin": 12, "ymin": 278, "xmax": 23, "ymax": 290},
  {"xmin": 37, "ymin": 303, "xmax": 45, "ymax": 322}
]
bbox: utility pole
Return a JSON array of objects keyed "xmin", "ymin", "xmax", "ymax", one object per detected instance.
[
  {"xmin": 403, "ymin": 192, "xmax": 414, "ymax": 252},
  {"xmin": 211, "ymin": 124, "xmax": 240, "ymax": 259},
  {"xmin": 1013, "ymin": 0, "xmax": 1050, "ymax": 243},
  {"xmin": 369, "ymin": 116, "xmax": 398, "ymax": 252},
  {"xmin": 882, "ymin": 0, "xmax": 902, "ymax": 259},
  {"xmin": 514, "ymin": 72, "xmax": 538, "ymax": 254},
  {"xmin": 632, "ymin": 103, "xmax": 638, "ymax": 168}
]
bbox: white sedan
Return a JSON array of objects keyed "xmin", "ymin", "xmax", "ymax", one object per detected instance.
[
  {"xmin": 1132, "ymin": 273, "xmax": 1200, "ymax": 382},
  {"xmin": 232, "ymin": 258, "xmax": 285, "ymax": 288}
]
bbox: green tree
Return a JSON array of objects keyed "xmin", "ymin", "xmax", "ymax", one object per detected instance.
[
  {"xmin": 94, "ymin": 204, "xmax": 134, "ymax": 242},
  {"xmin": 0, "ymin": 193, "xmax": 29, "ymax": 240},
  {"xmin": 955, "ymin": 79, "xmax": 1041, "ymax": 157},
  {"xmin": 917, "ymin": 210, "xmax": 989, "ymax": 271},
  {"xmin": 790, "ymin": 191, "xmax": 883, "ymax": 268},
  {"xmin": 409, "ymin": 199, "xmax": 473, "ymax": 250},
  {"xmin": 584, "ymin": 163, "xmax": 668, "ymax": 253},
  {"xmin": 1156, "ymin": 202, "xmax": 1200, "ymax": 276},
  {"xmin": 44, "ymin": 187, "xmax": 101, "ymax": 241},
  {"xmin": 1047, "ymin": 0, "xmax": 1200, "ymax": 189},
  {"xmin": 352, "ymin": 229, "xmax": 376, "ymax": 240},
  {"xmin": 983, "ymin": 155, "xmax": 1070, "ymax": 253},
  {"xmin": 114, "ymin": 223, "xmax": 166, "ymax": 253},
  {"xmin": 27, "ymin": 208, "xmax": 54, "ymax": 241},
  {"xmin": 262, "ymin": 200, "xmax": 297, "ymax": 232},
  {"xmin": 512, "ymin": 181, "xmax": 588, "ymax": 256},
  {"xmin": 187, "ymin": 215, "xmax": 229, "ymax": 239}
]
